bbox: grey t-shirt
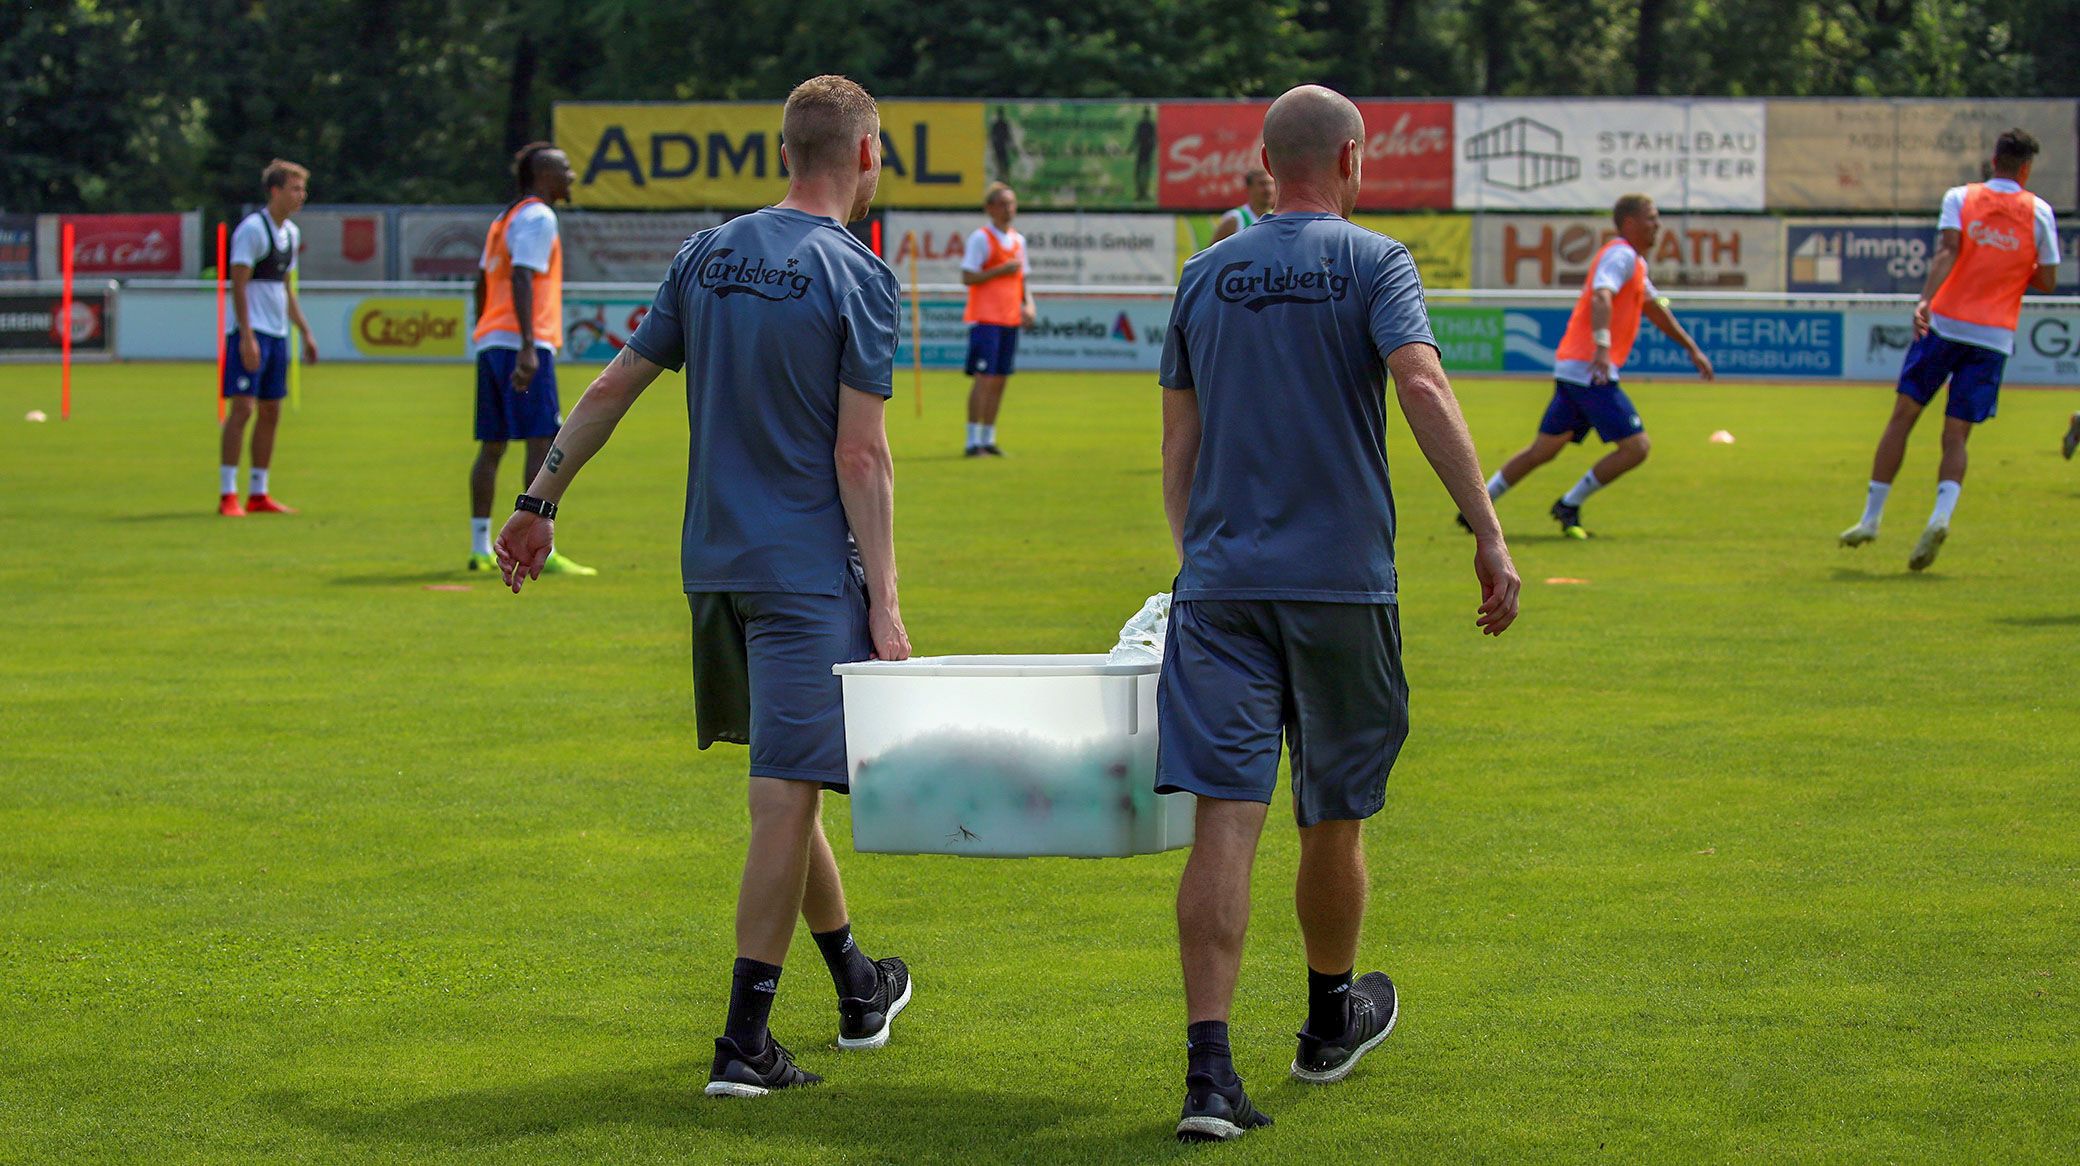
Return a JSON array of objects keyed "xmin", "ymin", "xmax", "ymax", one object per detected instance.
[
  {"xmin": 626, "ymin": 207, "xmax": 898, "ymax": 595},
  {"xmin": 1159, "ymin": 212, "xmax": 1436, "ymax": 603}
]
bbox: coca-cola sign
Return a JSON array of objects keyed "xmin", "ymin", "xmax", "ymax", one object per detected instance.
[
  {"xmin": 62, "ymin": 213, "xmax": 185, "ymax": 275},
  {"xmin": 1157, "ymin": 101, "xmax": 1453, "ymax": 211}
]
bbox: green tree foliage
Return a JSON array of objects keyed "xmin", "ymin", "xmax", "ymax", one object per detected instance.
[{"xmin": 1, "ymin": 0, "xmax": 2071, "ymax": 213}]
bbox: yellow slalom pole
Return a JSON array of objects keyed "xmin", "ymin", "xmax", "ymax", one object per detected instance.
[
  {"xmin": 907, "ymin": 237, "xmax": 924, "ymax": 419},
  {"xmin": 288, "ymin": 268, "xmax": 302, "ymax": 412}
]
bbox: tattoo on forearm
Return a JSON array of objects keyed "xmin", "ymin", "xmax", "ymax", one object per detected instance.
[{"xmin": 545, "ymin": 446, "xmax": 565, "ymax": 474}]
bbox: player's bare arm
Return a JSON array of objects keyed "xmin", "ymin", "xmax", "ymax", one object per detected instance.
[
  {"xmin": 1387, "ymin": 342, "xmax": 1521, "ymax": 636},
  {"xmin": 510, "ymin": 265, "xmax": 538, "ymax": 391},
  {"xmin": 834, "ymin": 384, "xmax": 911, "ymax": 661},
  {"xmin": 1209, "ymin": 212, "xmax": 1240, "ymax": 245},
  {"xmin": 1587, "ymin": 286, "xmax": 1615, "ymax": 383},
  {"xmin": 1643, "ymin": 297, "xmax": 1713, "ymax": 380},
  {"xmin": 1161, "ymin": 388, "xmax": 1201, "ymax": 565},
  {"xmin": 1913, "ymin": 229, "xmax": 1961, "ymax": 337},
  {"xmin": 960, "ymin": 260, "xmax": 1022, "ymax": 285},
  {"xmin": 2029, "ymin": 260, "xmax": 2058, "ymax": 293},
  {"xmin": 230, "ymin": 263, "xmax": 260, "ymax": 372},
  {"xmin": 285, "ymin": 280, "xmax": 317, "ymax": 363},
  {"xmin": 495, "ymin": 346, "xmax": 664, "ymax": 591}
]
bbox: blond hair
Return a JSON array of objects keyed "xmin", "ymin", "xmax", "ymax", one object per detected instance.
[
  {"xmin": 782, "ymin": 76, "xmax": 879, "ymax": 175},
  {"xmin": 1613, "ymin": 193, "xmax": 1655, "ymax": 228},
  {"xmin": 261, "ymin": 159, "xmax": 309, "ymax": 191}
]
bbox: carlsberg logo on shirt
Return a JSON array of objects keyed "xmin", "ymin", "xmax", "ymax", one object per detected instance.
[
  {"xmin": 1966, "ymin": 221, "xmax": 2023, "ymax": 252},
  {"xmin": 698, "ymin": 249, "xmax": 815, "ymax": 301},
  {"xmin": 1214, "ymin": 259, "xmax": 1353, "ymax": 312}
]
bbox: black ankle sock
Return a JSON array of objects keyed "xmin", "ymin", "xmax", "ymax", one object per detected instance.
[
  {"xmin": 725, "ymin": 957, "xmax": 783, "ymax": 1052},
  {"xmin": 1306, "ymin": 967, "xmax": 1353, "ymax": 1038},
  {"xmin": 1185, "ymin": 1020, "xmax": 1240, "ymax": 1088},
  {"xmin": 810, "ymin": 923, "xmax": 877, "ymax": 999}
]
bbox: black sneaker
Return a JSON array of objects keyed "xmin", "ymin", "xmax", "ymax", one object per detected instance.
[
  {"xmin": 1291, "ymin": 971, "xmax": 1399, "ymax": 1084},
  {"xmin": 1550, "ymin": 498, "xmax": 1589, "ymax": 539},
  {"xmin": 964, "ymin": 445, "xmax": 985, "ymax": 457},
  {"xmin": 1175, "ymin": 1075, "xmax": 1274, "ymax": 1142},
  {"xmin": 703, "ymin": 1035, "xmax": 823, "ymax": 1097},
  {"xmin": 837, "ymin": 957, "xmax": 912, "ymax": 1050},
  {"xmin": 979, "ymin": 444, "xmax": 1005, "ymax": 457}
]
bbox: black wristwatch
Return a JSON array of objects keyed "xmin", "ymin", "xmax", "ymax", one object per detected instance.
[{"xmin": 514, "ymin": 493, "xmax": 557, "ymax": 519}]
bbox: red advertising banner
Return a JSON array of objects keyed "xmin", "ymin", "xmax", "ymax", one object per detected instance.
[
  {"xmin": 1158, "ymin": 101, "xmax": 1453, "ymax": 211},
  {"xmin": 60, "ymin": 213, "xmax": 186, "ymax": 275}
]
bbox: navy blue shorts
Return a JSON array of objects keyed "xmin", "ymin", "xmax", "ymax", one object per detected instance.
[
  {"xmin": 474, "ymin": 347, "xmax": 562, "ymax": 442},
  {"xmin": 1540, "ymin": 379, "xmax": 1644, "ymax": 444},
  {"xmin": 965, "ymin": 323, "xmax": 1020, "ymax": 376},
  {"xmin": 1897, "ymin": 332, "xmax": 2006, "ymax": 423},
  {"xmin": 1156, "ymin": 599, "xmax": 1409, "ymax": 827},
  {"xmin": 686, "ymin": 573, "xmax": 873, "ymax": 789},
  {"xmin": 221, "ymin": 332, "xmax": 289, "ymax": 401}
]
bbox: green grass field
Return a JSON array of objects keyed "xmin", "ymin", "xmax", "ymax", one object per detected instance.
[{"xmin": 4, "ymin": 361, "xmax": 2077, "ymax": 1164}]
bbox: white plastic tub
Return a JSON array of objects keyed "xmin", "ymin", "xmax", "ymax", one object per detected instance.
[{"xmin": 832, "ymin": 654, "xmax": 1195, "ymax": 858}]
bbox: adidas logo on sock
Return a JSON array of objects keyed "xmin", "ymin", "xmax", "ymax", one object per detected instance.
[{"xmin": 753, "ymin": 978, "xmax": 778, "ymax": 994}]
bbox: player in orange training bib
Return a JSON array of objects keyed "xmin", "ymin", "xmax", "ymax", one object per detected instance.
[
  {"xmin": 1472, "ymin": 193, "xmax": 1714, "ymax": 539},
  {"xmin": 1839, "ymin": 129, "xmax": 2062, "ymax": 572}
]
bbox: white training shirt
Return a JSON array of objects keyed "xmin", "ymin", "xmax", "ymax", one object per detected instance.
[
  {"xmin": 478, "ymin": 200, "xmax": 559, "ymax": 352},
  {"xmin": 1553, "ymin": 239, "xmax": 1659, "ymax": 385},
  {"xmin": 1928, "ymin": 178, "xmax": 2062, "ymax": 354},
  {"xmin": 960, "ymin": 224, "xmax": 1028, "ymax": 274},
  {"xmin": 226, "ymin": 212, "xmax": 299, "ymax": 338}
]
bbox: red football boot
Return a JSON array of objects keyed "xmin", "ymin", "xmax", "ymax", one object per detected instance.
[
  {"xmin": 245, "ymin": 494, "xmax": 297, "ymax": 514},
  {"xmin": 219, "ymin": 493, "xmax": 246, "ymax": 517}
]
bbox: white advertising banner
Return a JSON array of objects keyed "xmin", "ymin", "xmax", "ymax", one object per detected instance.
[
  {"xmin": 1454, "ymin": 100, "xmax": 1766, "ymax": 212},
  {"xmin": 396, "ymin": 208, "xmax": 499, "ymax": 282},
  {"xmin": 1842, "ymin": 308, "xmax": 2080, "ymax": 386},
  {"xmin": 895, "ymin": 294, "xmax": 1171, "ymax": 371},
  {"xmin": 885, "ymin": 211, "xmax": 1175, "ymax": 288},
  {"xmin": 561, "ymin": 211, "xmax": 727, "ymax": 282},
  {"xmin": 292, "ymin": 208, "xmax": 390, "ymax": 280},
  {"xmin": 1476, "ymin": 213, "xmax": 1784, "ymax": 291}
]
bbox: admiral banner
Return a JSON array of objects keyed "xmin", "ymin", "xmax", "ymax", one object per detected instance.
[
  {"xmin": 1173, "ymin": 214, "xmax": 1472, "ymax": 288},
  {"xmin": 293, "ymin": 208, "xmax": 390, "ymax": 280},
  {"xmin": 556, "ymin": 102, "xmax": 986, "ymax": 209},
  {"xmin": 886, "ymin": 212, "xmax": 1175, "ymax": 288},
  {"xmin": 1766, "ymin": 100, "xmax": 2078, "ymax": 212},
  {"xmin": 1158, "ymin": 101, "xmax": 1453, "ymax": 211},
  {"xmin": 985, "ymin": 103, "xmax": 1160, "ymax": 209},
  {"xmin": 1477, "ymin": 213, "xmax": 1783, "ymax": 291},
  {"xmin": 562, "ymin": 211, "xmax": 727, "ymax": 281},
  {"xmin": 897, "ymin": 295, "xmax": 1170, "ymax": 371},
  {"xmin": 1453, "ymin": 101, "xmax": 1765, "ymax": 211},
  {"xmin": 0, "ymin": 290, "xmax": 110, "ymax": 353}
]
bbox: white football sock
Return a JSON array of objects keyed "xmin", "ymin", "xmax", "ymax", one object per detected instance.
[
  {"xmin": 1486, "ymin": 470, "xmax": 1510, "ymax": 500},
  {"xmin": 967, "ymin": 423, "xmax": 984, "ymax": 447},
  {"xmin": 1561, "ymin": 470, "xmax": 1603, "ymax": 507},
  {"xmin": 219, "ymin": 465, "xmax": 238, "ymax": 495},
  {"xmin": 1930, "ymin": 480, "xmax": 1961, "ymax": 526},
  {"xmin": 981, "ymin": 424, "xmax": 997, "ymax": 445},
  {"xmin": 471, "ymin": 517, "xmax": 492, "ymax": 556},
  {"xmin": 1860, "ymin": 480, "xmax": 1890, "ymax": 528},
  {"xmin": 249, "ymin": 467, "xmax": 269, "ymax": 497}
]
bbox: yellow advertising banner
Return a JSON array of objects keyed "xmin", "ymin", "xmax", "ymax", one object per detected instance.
[
  {"xmin": 350, "ymin": 297, "xmax": 467, "ymax": 358},
  {"xmin": 556, "ymin": 102, "xmax": 986, "ymax": 209},
  {"xmin": 1174, "ymin": 213, "xmax": 1471, "ymax": 288}
]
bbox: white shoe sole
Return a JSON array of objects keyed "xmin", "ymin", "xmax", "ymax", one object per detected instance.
[
  {"xmin": 1840, "ymin": 526, "xmax": 1878, "ymax": 547},
  {"xmin": 1909, "ymin": 526, "xmax": 1947, "ymax": 572},
  {"xmin": 837, "ymin": 974, "xmax": 913, "ymax": 1050},
  {"xmin": 1289, "ymin": 993, "xmax": 1400, "ymax": 1085},
  {"xmin": 1176, "ymin": 1115, "xmax": 1250, "ymax": 1141},
  {"xmin": 702, "ymin": 1081, "xmax": 769, "ymax": 1098}
]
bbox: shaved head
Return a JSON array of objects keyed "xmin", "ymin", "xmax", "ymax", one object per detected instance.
[{"xmin": 1262, "ymin": 85, "xmax": 1363, "ymax": 182}]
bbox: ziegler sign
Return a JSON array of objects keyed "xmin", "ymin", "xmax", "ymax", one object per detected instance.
[{"xmin": 350, "ymin": 298, "xmax": 467, "ymax": 357}]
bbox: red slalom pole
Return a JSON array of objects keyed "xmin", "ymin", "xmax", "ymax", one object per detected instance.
[
  {"xmin": 60, "ymin": 222, "xmax": 74, "ymax": 420},
  {"xmin": 215, "ymin": 222, "xmax": 228, "ymax": 423}
]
